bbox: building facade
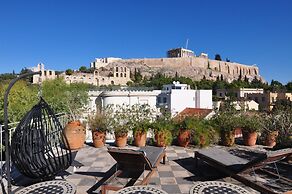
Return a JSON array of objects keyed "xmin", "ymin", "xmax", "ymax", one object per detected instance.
[
  {"xmin": 167, "ymin": 48, "xmax": 195, "ymax": 58},
  {"xmin": 247, "ymin": 92, "xmax": 292, "ymax": 111},
  {"xmin": 90, "ymin": 57, "xmax": 122, "ymax": 69},
  {"xmin": 216, "ymin": 88, "xmax": 264, "ymax": 99},
  {"xmin": 88, "ymin": 82, "xmax": 213, "ymax": 117},
  {"xmin": 157, "ymin": 81, "xmax": 213, "ymax": 116},
  {"xmin": 62, "ymin": 66, "xmax": 130, "ymax": 86},
  {"xmin": 31, "ymin": 63, "xmax": 57, "ymax": 84}
]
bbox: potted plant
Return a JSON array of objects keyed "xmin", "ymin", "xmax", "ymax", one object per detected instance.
[
  {"xmin": 63, "ymin": 89, "xmax": 88, "ymax": 150},
  {"xmin": 260, "ymin": 113, "xmax": 279, "ymax": 148},
  {"xmin": 109, "ymin": 104, "xmax": 132, "ymax": 147},
  {"xmin": 133, "ymin": 120, "xmax": 150, "ymax": 147},
  {"xmin": 175, "ymin": 117, "xmax": 196, "ymax": 147},
  {"xmin": 240, "ymin": 113, "xmax": 262, "ymax": 146},
  {"xmin": 63, "ymin": 120, "xmax": 86, "ymax": 150},
  {"xmin": 272, "ymin": 110, "xmax": 292, "ymax": 150},
  {"xmin": 88, "ymin": 112, "xmax": 108, "ymax": 148},
  {"xmin": 211, "ymin": 112, "xmax": 237, "ymax": 147},
  {"xmin": 131, "ymin": 104, "xmax": 152, "ymax": 147},
  {"xmin": 151, "ymin": 117, "xmax": 173, "ymax": 147},
  {"xmin": 191, "ymin": 119, "xmax": 218, "ymax": 148}
]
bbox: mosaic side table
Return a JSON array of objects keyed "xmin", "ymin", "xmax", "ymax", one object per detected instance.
[
  {"xmin": 15, "ymin": 180, "xmax": 76, "ymax": 194},
  {"xmin": 190, "ymin": 181, "xmax": 250, "ymax": 194},
  {"xmin": 116, "ymin": 186, "xmax": 168, "ymax": 194}
]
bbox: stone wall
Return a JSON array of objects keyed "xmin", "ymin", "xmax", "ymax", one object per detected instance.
[{"xmin": 104, "ymin": 56, "xmax": 262, "ymax": 82}]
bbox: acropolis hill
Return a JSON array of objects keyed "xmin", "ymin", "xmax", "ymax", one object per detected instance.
[{"xmin": 91, "ymin": 48, "xmax": 263, "ymax": 83}]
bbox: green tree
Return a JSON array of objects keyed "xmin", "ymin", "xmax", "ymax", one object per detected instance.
[
  {"xmin": 0, "ymin": 81, "xmax": 38, "ymax": 124},
  {"xmin": 42, "ymin": 78, "xmax": 89, "ymax": 120},
  {"xmin": 215, "ymin": 54, "xmax": 222, "ymax": 61},
  {"xmin": 79, "ymin": 66, "xmax": 87, "ymax": 72},
  {"xmin": 270, "ymin": 79, "xmax": 284, "ymax": 92},
  {"xmin": 285, "ymin": 81, "xmax": 292, "ymax": 92},
  {"xmin": 65, "ymin": 69, "xmax": 73, "ymax": 75}
]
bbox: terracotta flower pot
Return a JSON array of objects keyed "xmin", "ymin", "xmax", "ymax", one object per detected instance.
[
  {"xmin": 92, "ymin": 131, "xmax": 106, "ymax": 148},
  {"xmin": 177, "ymin": 129, "xmax": 191, "ymax": 147},
  {"xmin": 242, "ymin": 131, "xmax": 258, "ymax": 146},
  {"xmin": 220, "ymin": 130, "xmax": 235, "ymax": 147},
  {"xmin": 134, "ymin": 131, "xmax": 147, "ymax": 147},
  {"xmin": 264, "ymin": 131, "xmax": 278, "ymax": 148},
  {"xmin": 63, "ymin": 121, "xmax": 86, "ymax": 150},
  {"xmin": 115, "ymin": 133, "xmax": 128, "ymax": 147},
  {"xmin": 155, "ymin": 132, "xmax": 167, "ymax": 147}
]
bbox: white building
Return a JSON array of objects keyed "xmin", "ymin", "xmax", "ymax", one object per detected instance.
[
  {"xmin": 88, "ymin": 90, "xmax": 161, "ymax": 113},
  {"xmin": 88, "ymin": 82, "xmax": 213, "ymax": 117},
  {"xmin": 31, "ymin": 63, "xmax": 57, "ymax": 84},
  {"xmin": 90, "ymin": 57, "xmax": 122, "ymax": 69},
  {"xmin": 216, "ymin": 88, "xmax": 264, "ymax": 99},
  {"xmin": 157, "ymin": 81, "xmax": 212, "ymax": 116}
]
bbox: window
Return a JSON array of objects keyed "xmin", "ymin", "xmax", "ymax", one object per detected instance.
[
  {"xmin": 120, "ymin": 73, "xmax": 123, "ymax": 77},
  {"xmin": 116, "ymin": 73, "xmax": 119, "ymax": 77},
  {"xmin": 157, "ymin": 97, "xmax": 161, "ymax": 104},
  {"xmin": 116, "ymin": 67, "xmax": 119, "ymax": 71},
  {"xmin": 219, "ymin": 93, "xmax": 222, "ymax": 97},
  {"xmin": 163, "ymin": 97, "xmax": 167, "ymax": 103},
  {"xmin": 111, "ymin": 81, "xmax": 114, "ymax": 85},
  {"xmin": 124, "ymin": 73, "xmax": 126, "ymax": 77}
]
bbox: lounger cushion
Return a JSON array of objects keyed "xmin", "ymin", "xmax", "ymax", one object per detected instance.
[
  {"xmin": 140, "ymin": 146, "xmax": 165, "ymax": 168},
  {"xmin": 108, "ymin": 146, "xmax": 165, "ymax": 170},
  {"xmin": 196, "ymin": 148, "xmax": 250, "ymax": 171}
]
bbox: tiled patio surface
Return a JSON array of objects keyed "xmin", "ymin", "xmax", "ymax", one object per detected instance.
[
  {"xmin": 9, "ymin": 143, "xmax": 291, "ymax": 194},
  {"xmin": 23, "ymin": 144, "xmax": 261, "ymax": 194}
]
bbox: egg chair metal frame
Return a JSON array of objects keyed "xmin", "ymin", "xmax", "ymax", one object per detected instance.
[{"xmin": 3, "ymin": 71, "xmax": 72, "ymax": 194}]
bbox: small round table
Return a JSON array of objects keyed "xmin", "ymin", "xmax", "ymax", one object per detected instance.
[
  {"xmin": 190, "ymin": 181, "xmax": 250, "ymax": 194},
  {"xmin": 15, "ymin": 180, "xmax": 76, "ymax": 194},
  {"xmin": 116, "ymin": 186, "xmax": 168, "ymax": 194}
]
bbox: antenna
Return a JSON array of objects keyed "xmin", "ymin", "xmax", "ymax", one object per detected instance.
[{"xmin": 185, "ymin": 38, "xmax": 189, "ymax": 49}]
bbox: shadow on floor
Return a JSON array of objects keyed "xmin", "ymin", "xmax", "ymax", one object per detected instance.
[{"xmin": 173, "ymin": 157, "xmax": 227, "ymax": 182}]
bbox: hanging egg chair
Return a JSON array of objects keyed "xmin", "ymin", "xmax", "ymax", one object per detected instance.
[{"xmin": 11, "ymin": 97, "xmax": 72, "ymax": 180}]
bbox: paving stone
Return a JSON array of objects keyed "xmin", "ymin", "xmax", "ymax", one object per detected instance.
[
  {"xmin": 158, "ymin": 171, "xmax": 174, "ymax": 177},
  {"xmin": 178, "ymin": 184, "xmax": 194, "ymax": 193},
  {"xmin": 160, "ymin": 177, "xmax": 177, "ymax": 185},
  {"xmin": 161, "ymin": 184, "xmax": 181, "ymax": 193}
]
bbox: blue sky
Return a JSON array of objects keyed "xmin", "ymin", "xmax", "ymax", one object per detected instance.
[{"xmin": 0, "ymin": 0, "xmax": 291, "ymax": 84}]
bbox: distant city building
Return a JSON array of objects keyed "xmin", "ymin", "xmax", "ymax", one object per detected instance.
[
  {"xmin": 247, "ymin": 91, "xmax": 292, "ymax": 111},
  {"xmin": 157, "ymin": 81, "xmax": 213, "ymax": 116},
  {"xmin": 216, "ymin": 88, "xmax": 264, "ymax": 99},
  {"xmin": 62, "ymin": 66, "xmax": 130, "ymax": 86},
  {"xmin": 31, "ymin": 64, "xmax": 131, "ymax": 86},
  {"xmin": 213, "ymin": 100, "xmax": 259, "ymax": 111},
  {"xmin": 167, "ymin": 48, "xmax": 195, "ymax": 58},
  {"xmin": 88, "ymin": 90, "xmax": 161, "ymax": 113},
  {"xmin": 94, "ymin": 48, "xmax": 263, "ymax": 83},
  {"xmin": 31, "ymin": 63, "xmax": 57, "ymax": 84},
  {"xmin": 90, "ymin": 57, "xmax": 122, "ymax": 69},
  {"xmin": 88, "ymin": 81, "xmax": 212, "ymax": 117}
]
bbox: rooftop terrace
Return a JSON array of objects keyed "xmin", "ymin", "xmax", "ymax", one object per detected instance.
[{"xmin": 4, "ymin": 144, "xmax": 291, "ymax": 194}]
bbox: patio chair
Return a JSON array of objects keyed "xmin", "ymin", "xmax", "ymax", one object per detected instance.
[
  {"xmin": 101, "ymin": 146, "xmax": 166, "ymax": 194},
  {"xmin": 194, "ymin": 147, "xmax": 292, "ymax": 194}
]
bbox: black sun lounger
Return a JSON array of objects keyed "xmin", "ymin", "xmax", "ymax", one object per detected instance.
[
  {"xmin": 101, "ymin": 146, "xmax": 166, "ymax": 194},
  {"xmin": 194, "ymin": 147, "xmax": 292, "ymax": 194}
]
